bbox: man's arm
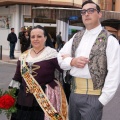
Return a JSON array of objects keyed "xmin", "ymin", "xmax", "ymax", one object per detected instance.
[
  {"xmin": 98, "ymin": 36, "xmax": 120, "ymax": 106},
  {"xmin": 57, "ymin": 34, "xmax": 89, "ymax": 70},
  {"xmin": 57, "ymin": 36, "xmax": 74, "ymax": 70},
  {"xmin": 15, "ymin": 34, "xmax": 17, "ymax": 42},
  {"xmin": 7, "ymin": 33, "xmax": 11, "ymax": 41}
]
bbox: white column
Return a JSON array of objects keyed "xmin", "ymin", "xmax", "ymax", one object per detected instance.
[
  {"xmin": 32, "ymin": 18, "xmax": 34, "ymax": 28},
  {"xmin": 56, "ymin": 20, "xmax": 69, "ymax": 42},
  {"xmin": 20, "ymin": 5, "xmax": 24, "ymax": 27},
  {"xmin": 14, "ymin": 5, "xmax": 21, "ymax": 51}
]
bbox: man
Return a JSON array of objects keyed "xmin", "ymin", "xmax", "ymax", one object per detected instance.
[
  {"xmin": 18, "ymin": 27, "xmax": 24, "ymax": 52},
  {"xmin": 56, "ymin": 32, "xmax": 63, "ymax": 51},
  {"xmin": 57, "ymin": 1, "xmax": 120, "ymax": 120},
  {"xmin": 7, "ymin": 28, "xmax": 17, "ymax": 59}
]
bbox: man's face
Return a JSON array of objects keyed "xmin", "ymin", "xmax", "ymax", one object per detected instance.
[
  {"xmin": 11, "ymin": 29, "xmax": 14, "ymax": 32},
  {"xmin": 81, "ymin": 3, "xmax": 102, "ymax": 30}
]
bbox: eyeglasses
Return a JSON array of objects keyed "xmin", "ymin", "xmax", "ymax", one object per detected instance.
[{"xmin": 80, "ymin": 8, "xmax": 98, "ymax": 16}]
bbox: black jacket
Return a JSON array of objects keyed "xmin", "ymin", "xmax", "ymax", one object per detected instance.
[{"xmin": 7, "ymin": 32, "xmax": 17, "ymax": 43}]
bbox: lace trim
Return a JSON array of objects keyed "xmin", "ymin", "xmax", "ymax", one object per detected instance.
[
  {"xmin": 19, "ymin": 47, "xmax": 58, "ymax": 63},
  {"xmin": 9, "ymin": 80, "xmax": 20, "ymax": 89}
]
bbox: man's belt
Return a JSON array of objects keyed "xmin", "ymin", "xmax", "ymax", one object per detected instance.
[{"xmin": 71, "ymin": 77, "xmax": 101, "ymax": 95}]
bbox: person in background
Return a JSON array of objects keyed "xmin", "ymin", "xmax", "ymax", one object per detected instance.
[
  {"xmin": 57, "ymin": 1, "xmax": 120, "ymax": 120},
  {"xmin": 48, "ymin": 33, "xmax": 55, "ymax": 48},
  {"xmin": 18, "ymin": 27, "xmax": 24, "ymax": 52},
  {"xmin": 56, "ymin": 32, "xmax": 63, "ymax": 51},
  {"xmin": 45, "ymin": 30, "xmax": 54, "ymax": 48},
  {"xmin": 20, "ymin": 31, "xmax": 30, "ymax": 53},
  {"xmin": 27, "ymin": 26, "xmax": 32, "ymax": 37},
  {"xmin": 7, "ymin": 28, "xmax": 17, "ymax": 59},
  {"xmin": 9, "ymin": 25, "xmax": 68, "ymax": 120},
  {"xmin": 52, "ymin": 34, "xmax": 56, "ymax": 48}
]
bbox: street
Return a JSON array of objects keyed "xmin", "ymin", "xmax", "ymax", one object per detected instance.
[
  {"xmin": 0, "ymin": 62, "xmax": 120, "ymax": 120},
  {"xmin": 0, "ymin": 62, "xmax": 16, "ymax": 120}
]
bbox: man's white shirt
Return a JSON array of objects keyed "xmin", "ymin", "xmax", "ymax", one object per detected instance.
[{"xmin": 57, "ymin": 25, "xmax": 120, "ymax": 106}]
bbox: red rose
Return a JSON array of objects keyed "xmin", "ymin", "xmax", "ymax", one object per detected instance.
[{"xmin": 0, "ymin": 94, "xmax": 15, "ymax": 109}]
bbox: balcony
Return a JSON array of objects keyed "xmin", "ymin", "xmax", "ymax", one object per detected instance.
[{"xmin": 0, "ymin": 0, "xmax": 82, "ymax": 7}]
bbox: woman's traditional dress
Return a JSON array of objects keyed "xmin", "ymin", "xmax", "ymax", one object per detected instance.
[{"xmin": 9, "ymin": 47, "xmax": 68, "ymax": 120}]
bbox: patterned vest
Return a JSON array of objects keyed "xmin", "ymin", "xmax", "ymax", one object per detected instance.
[{"xmin": 72, "ymin": 29, "xmax": 111, "ymax": 90}]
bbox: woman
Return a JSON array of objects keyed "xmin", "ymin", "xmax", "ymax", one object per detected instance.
[
  {"xmin": 20, "ymin": 31, "xmax": 30, "ymax": 53},
  {"xmin": 9, "ymin": 25, "xmax": 68, "ymax": 120}
]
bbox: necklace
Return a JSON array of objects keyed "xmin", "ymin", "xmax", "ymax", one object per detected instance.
[{"xmin": 32, "ymin": 47, "xmax": 45, "ymax": 54}]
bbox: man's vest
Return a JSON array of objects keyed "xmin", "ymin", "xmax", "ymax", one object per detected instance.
[{"xmin": 71, "ymin": 29, "xmax": 111, "ymax": 90}]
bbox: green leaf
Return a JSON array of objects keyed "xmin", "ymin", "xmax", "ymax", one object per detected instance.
[
  {"xmin": 9, "ymin": 88, "xmax": 17, "ymax": 97},
  {"xmin": 0, "ymin": 109, "xmax": 2, "ymax": 114},
  {"xmin": 0, "ymin": 89, "xmax": 3, "ymax": 96},
  {"xmin": 8, "ymin": 106, "xmax": 17, "ymax": 113}
]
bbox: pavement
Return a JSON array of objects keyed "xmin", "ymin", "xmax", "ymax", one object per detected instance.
[{"xmin": 0, "ymin": 49, "xmax": 21, "ymax": 64}]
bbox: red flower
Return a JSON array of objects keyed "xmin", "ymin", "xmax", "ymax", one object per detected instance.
[{"xmin": 0, "ymin": 94, "xmax": 15, "ymax": 109}]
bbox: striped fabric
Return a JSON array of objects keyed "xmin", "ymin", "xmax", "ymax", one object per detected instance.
[{"xmin": 69, "ymin": 93, "xmax": 103, "ymax": 120}]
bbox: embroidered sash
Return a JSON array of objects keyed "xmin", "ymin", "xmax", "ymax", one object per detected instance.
[{"xmin": 20, "ymin": 52, "xmax": 65, "ymax": 120}]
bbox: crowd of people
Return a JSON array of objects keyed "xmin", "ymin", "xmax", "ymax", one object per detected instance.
[{"xmin": 7, "ymin": 1, "xmax": 120, "ymax": 120}]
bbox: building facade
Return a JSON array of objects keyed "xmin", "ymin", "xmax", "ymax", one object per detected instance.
[{"xmin": 0, "ymin": 0, "xmax": 120, "ymax": 50}]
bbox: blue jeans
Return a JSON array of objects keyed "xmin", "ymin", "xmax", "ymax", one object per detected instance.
[{"xmin": 9, "ymin": 43, "xmax": 16, "ymax": 58}]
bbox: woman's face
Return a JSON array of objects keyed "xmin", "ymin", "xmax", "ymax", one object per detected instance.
[
  {"xmin": 25, "ymin": 31, "xmax": 28, "ymax": 36},
  {"xmin": 30, "ymin": 28, "xmax": 47, "ymax": 49}
]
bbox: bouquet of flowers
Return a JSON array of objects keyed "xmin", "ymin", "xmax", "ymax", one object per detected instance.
[{"xmin": 0, "ymin": 88, "xmax": 17, "ymax": 119}]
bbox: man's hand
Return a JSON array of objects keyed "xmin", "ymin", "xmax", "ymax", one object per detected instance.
[{"xmin": 70, "ymin": 56, "xmax": 89, "ymax": 68}]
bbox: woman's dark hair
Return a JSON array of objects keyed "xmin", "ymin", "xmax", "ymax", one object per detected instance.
[
  {"xmin": 31, "ymin": 25, "xmax": 47, "ymax": 37},
  {"xmin": 31, "ymin": 25, "xmax": 54, "ymax": 48},
  {"xmin": 82, "ymin": 1, "xmax": 101, "ymax": 13}
]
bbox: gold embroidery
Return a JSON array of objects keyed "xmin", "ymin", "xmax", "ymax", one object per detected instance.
[
  {"xmin": 32, "ymin": 64, "xmax": 40, "ymax": 77},
  {"xmin": 26, "ymin": 86, "xmax": 30, "ymax": 93},
  {"xmin": 27, "ymin": 64, "xmax": 40, "ymax": 77}
]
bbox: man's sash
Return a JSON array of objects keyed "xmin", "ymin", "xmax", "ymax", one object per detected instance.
[{"xmin": 20, "ymin": 52, "xmax": 65, "ymax": 120}]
